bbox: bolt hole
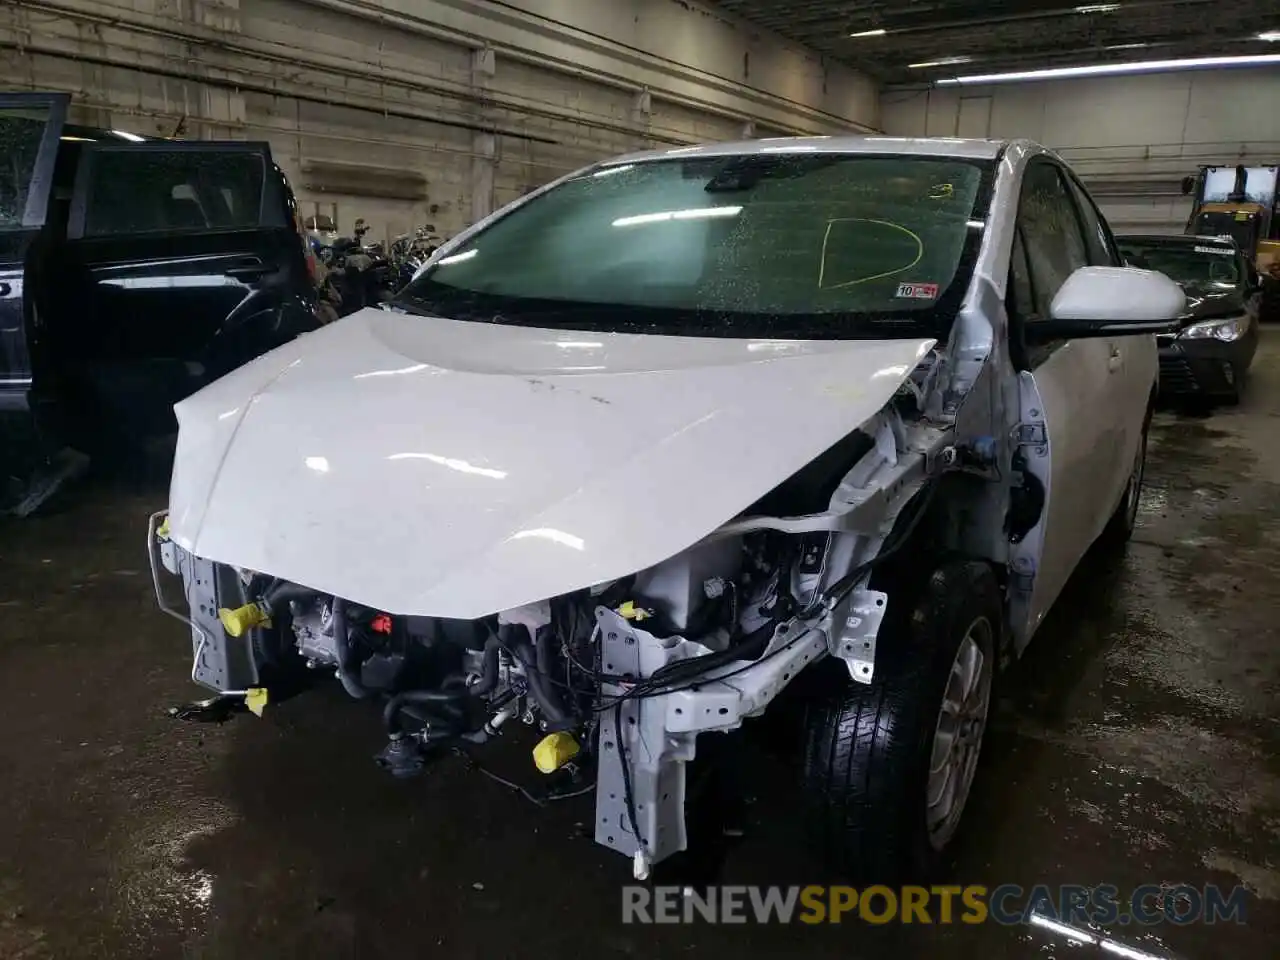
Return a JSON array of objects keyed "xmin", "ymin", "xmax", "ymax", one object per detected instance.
[
  {"xmin": 627, "ymin": 717, "xmax": 636, "ymax": 726},
  {"xmin": 718, "ymin": 707, "xmax": 729, "ymax": 715},
  {"xmin": 674, "ymin": 707, "xmax": 683, "ymax": 715},
  {"xmin": 606, "ymin": 663, "xmax": 613, "ymax": 671},
  {"xmin": 609, "ymin": 793, "xmax": 616, "ymax": 800},
  {"xmin": 876, "ymin": 599, "xmax": 884, "ymax": 607},
  {"xmin": 638, "ymin": 804, "xmax": 645, "ymax": 811},
  {"xmin": 662, "ymin": 793, "xmax": 669, "ymax": 801},
  {"xmin": 608, "ymin": 835, "xmax": 614, "ymax": 843}
]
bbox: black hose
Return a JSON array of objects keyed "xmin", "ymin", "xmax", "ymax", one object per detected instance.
[
  {"xmin": 383, "ymin": 688, "xmax": 470, "ymax": 737},
  {"xmin": 467, "ymin": 633, "xmax": 502, "ymax": 696},
  {"xmin": 262, "ymin": 581, "xmax": 317, "ymax": 612},
  {"xmin": 330, "ymin": 596, "xmax": 372, "ymax": 700},
  {"xmin": 645, "ymin": 616, "xmax": 779, "ymax": 688},
  {"xmin": 513, "ymin": 632, "xmax": 571, "ymax": 729}
]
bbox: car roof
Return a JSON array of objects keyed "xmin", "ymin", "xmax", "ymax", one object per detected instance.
[
  {"xmin": 59, "ymin": 122, "xmax": 153, "ymax": 142},
  {"xmin": 1118, "ymin": 233, "xmax": 1239, "ymax": 249},
  {"xmin": 605, "ymin": 135, "xmax": 1010, "ymax": 165}
]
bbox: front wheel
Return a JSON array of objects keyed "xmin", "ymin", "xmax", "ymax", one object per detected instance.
[
  {"xmin": 1099, "ymin": 412, "xmax": 1150, "ymax": 548},
  {"xmin": 801, "ymin": 560, "xmax": 1001, "ymax": 880}
]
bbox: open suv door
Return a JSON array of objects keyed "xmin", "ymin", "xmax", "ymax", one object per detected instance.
[
  {"xmin": 0, "ymin": 92, "xmax": 66, "ymax": 420},
  {"xmin": 2, "ymin": 95, "xmax": 319, "ymax": 510}
]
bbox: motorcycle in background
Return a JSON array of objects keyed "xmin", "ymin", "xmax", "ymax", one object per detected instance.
[
  {"xmin": 390, "ymin": 225, "xmax": 445, "ymax": 289},
  {"xmin": 314, "ymin": 218, "xmax": 396, "ymax": 317}
]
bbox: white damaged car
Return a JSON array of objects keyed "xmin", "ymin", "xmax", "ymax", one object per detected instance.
[{"xmin": 150, "ymin": 137, "xmax": 1183, "ymax": 879}]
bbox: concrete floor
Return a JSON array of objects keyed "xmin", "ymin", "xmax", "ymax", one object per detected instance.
[{"xmin": 2, "ymin": 336, "xmax": 1280, "ymax": 960}]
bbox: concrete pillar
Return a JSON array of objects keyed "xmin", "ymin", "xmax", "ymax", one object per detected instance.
[
  {"xmin": 632, "ymin": 87, "xmax": 653, "ymax": 142},
  {"xmin": 469, "ymin": 46, "xmax": 498, "ymax": 225}
]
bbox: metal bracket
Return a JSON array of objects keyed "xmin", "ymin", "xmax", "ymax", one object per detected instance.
[
  {"xmin": 1013, "ymin": 421, "xmax": 1046, "ymax": 447},
  {"xmin": 830, "ymin": 589, "xmax": 889, "ymax": 684}
]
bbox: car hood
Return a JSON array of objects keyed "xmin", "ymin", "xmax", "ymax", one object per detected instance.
[
  {"xmin": 168, "ymin": 308, "xmax": 935, "ymax": 619},
  {"xmin": 1179, "ymin": 286, "xmax": 1245, "ymax": 324}
]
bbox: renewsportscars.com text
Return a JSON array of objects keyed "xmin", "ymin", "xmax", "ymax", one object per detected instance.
[{"xmin": 621, "ymin": 884, "xmax": 1249, "ymax": 926}]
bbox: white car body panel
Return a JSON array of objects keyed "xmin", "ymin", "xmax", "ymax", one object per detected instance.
[
  {"xmin": 167, "ymin": 307, "xmax": 934, "ymax": 619},
  {"xmin": 1022, "ymin": 339, "xmax": 1121, "ymax": 636}
]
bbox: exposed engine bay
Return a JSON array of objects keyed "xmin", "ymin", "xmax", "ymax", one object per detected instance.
[{"xmin": 150, "ymin": 358, "xmax": 980, "ymax": 880}]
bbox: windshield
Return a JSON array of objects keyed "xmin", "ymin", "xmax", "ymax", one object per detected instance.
[
  {"xmin": 1118, "ymin": 240, "xmax": 1241, "ymax": 290},
  {"xmin": 395, "ymin": 153, "xmax": 993, "ymax": 339},
  {"xmin": 1191, "ymin": 211, "xmax": 1258, "ymax": 253}
]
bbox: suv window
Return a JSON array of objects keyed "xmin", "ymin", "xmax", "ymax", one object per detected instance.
[
  {"xmin": 83, "ymin": 150, "xmax": 265, "ymax": 236},
  {"xmin": 1015, "ymin": 161, "xmax": 1090, "ymax": 318},
  {"xmin": 0, "ymin": 105, "xmax": 52, "ymax": 230}
]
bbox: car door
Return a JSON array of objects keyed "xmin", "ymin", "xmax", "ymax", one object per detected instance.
[
  {"xmin": 51, "ymin": 140, "xmax": 317, "ymax": 440},
  {"xmin": 1063, "ymin": 171, "xmax": 1153, "ymax": 496},
  {"xmin": 0, "ymin": 92, "xmax": 67, "ymax": 415},
  {"xmin": 1005, "ymin": 158, "xmax": 1125, "ymax": 648}
]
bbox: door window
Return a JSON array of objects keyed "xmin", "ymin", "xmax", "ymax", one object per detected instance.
[
  {"xmin": 1065, "ymin": 176, "xmax": 1119, "ymax": 266},
  {"xmin": 82, "ymin": 150, "xmax": 266, "ymax": 236},
  {"xmin": 1013, "ymin": 161, "xmax": 1091, "ymax": 319},
  {"xmin": 0, "ymin": 105, "xmax": 54, "ymax": 230}
]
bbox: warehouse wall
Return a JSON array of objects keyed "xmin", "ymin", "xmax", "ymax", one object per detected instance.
[
  {"xmin": 0, "ymin": 0, "xmax": 877, "ymax": 245},
  {"xmin": 881, "ymin": 68, "xmax": 1280, "ymax": 233}
]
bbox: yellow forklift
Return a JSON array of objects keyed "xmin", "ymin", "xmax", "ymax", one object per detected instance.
[{"xmin": 1182, "ymin": 164, "xmax": 1280, "ymax": 319}]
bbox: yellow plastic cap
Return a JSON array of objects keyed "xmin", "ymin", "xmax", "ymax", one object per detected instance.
[
  {"xmin": 245, "ymin": 688, "xmax": 269, "ymax": 717},
  {"xmin": 218, "ymin": 602, "xmax": 271, "ymax": 638},
  {"xmin": 617, "ymin": 601, "xmax": 651, "ymax": 621},
  {"xmin": 533, "ymin": 732, "xmax": 580, "ymax": 774}
]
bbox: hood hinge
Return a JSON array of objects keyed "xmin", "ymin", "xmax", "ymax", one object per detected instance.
[{"xmin": 1012, "ymin": 421, "xmax": 1047, "ymax": 451}]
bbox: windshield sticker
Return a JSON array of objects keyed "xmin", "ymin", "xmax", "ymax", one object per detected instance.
[
  {"xmin": 896, "ymin": 282, "xmax": 939, "ymax": 300},
  {"xmin": 1195, "ymin": 245, "xmax": 1234, "ymax": 255}
]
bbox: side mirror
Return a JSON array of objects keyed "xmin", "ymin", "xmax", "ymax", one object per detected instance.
[
  {"xmin": 1180, "ymin": 176, "xmax": 1195, "ymax": 196},
  {"xmin": 1024, "ymin": 266, "xmax": 1185, "ymax": 343}
]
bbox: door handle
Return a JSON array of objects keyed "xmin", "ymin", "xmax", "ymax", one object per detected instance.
[{"xmin": 1107, "ymin": 346, "xmax": 1122, "ymax": 372}]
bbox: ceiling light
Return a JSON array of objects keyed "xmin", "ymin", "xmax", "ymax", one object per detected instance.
[
  {"xmin": 111, "ymin": 129, "xmax": 146, "ymax": 141},
  {"xmin": 908, "ymin": 56, "xmax": 974, "ymax": 69},
  {"xmin": 848, "ymin": 28, "xmax": 887, "ymax": 38},
  {"xmin": 1075, "ymin": 3, "xmax": 1121, "ymax": 12},
  {"xmin": 1105, "ymin": 42, "xmax": 1149, "ymax": 50},
  {"xmin": 612, "ymin": 206, "xmax": 742, "ymax": 227},
  {"xmin": 936, "ymin": 53, "xmax": 1280, "ymax": 84},
  {"xmin": 1258, "ymin": 31, "xmax": 1280, "ymax": 41}
]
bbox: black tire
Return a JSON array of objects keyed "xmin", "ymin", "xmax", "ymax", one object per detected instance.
[
  {"xmin": 1220, "ymin": 365, "xmax": 1244, "ymax": 407},
  {"xmin": 1099, "ymin": 411, "xmax": 1150, "ymax": 547},
  {"xmin": 801, "ymin": 559, "xmax": 1001, "ymax": 881}
]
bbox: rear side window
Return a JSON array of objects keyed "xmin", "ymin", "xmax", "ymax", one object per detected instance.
[{"xmin": 83, "ymin": 150, "xmax": 265, "ymax": 236}]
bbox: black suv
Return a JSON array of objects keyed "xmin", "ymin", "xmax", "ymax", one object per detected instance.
[{"xmin": 1, "ymin": 92, "xmax": 320, "ymax": 506}]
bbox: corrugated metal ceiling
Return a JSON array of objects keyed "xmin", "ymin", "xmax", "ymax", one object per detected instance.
[{"xmin": 709, "ymin": 0, "xmax": 1279, "ymax": 82}]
